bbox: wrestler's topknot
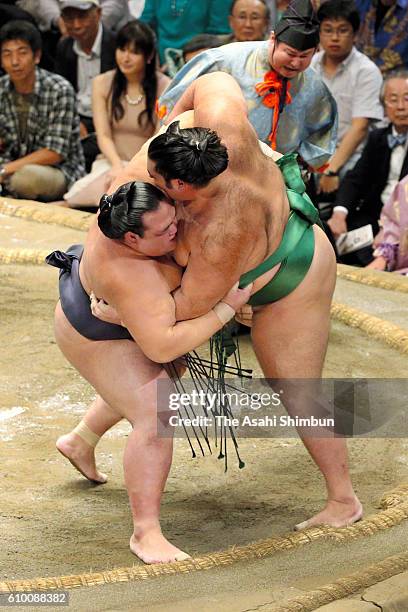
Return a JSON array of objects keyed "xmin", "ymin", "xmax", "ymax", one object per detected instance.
[
  {"xmin": 148, "ymin": 121, "xmax": 229, "ymax": 187},
  {"xmin": 98, "ymin": 181, "xmax": 172, "ymax": 240}
]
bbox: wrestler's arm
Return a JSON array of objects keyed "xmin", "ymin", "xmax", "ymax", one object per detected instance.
[
  {"xmin": 167, "ymin": 72, "xmax": 249, "ymax": 135},
  {"xmin": 173, "ymin": 229, "xmax": 252, "ymax": 320},
  {"xmin": 102, "ymin": 263, "xmax": 250, "ymax": 363}
]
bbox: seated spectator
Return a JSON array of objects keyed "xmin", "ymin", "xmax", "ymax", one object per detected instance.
[
  {"xmin": 140, "ymin": 0, "xmax": 232, "ymax": 65},
  {"xmin": 0, "ymin": 4, "xmax": 37, "ymax": 74},
  {"xmin": 227, "ymin": 0, "xmax": 270, "ymax": 42},
  {"xmin": 64, "ymin": 20, "xmax": 169, "ymax": 207},
  {"xmin": 355, "ymin": 0, "xmax": 408, "ymax": 74},
  {"xmin": 311, "ymin": 0, "xmax": 383, "ymax": 196},
  {"xmin": 20, "ymin": 0, "xmax": 131, "ymax": 35},
  {"xmin": 0, "ymin": 21, "xmax": 85, "ymax": 202},
  {"xmin": 55, "ymin": 0, "xmax": 116, "ymax": 171},
  {"xmin": 367, "ymin": 175, "xmax": 408, "ymax": 274},
  {"xmin": 328, "ymin": 69, "xmax": 408, "ymax": 265}
]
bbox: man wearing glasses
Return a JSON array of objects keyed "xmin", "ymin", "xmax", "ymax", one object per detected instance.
[
  {"xmin": 311, "ymin": 0, "xmax": 383, "ymax": 197},
  {"xmin": 328, "ymin": 69, "xmax": 408, "ymax": 265},
  {"xmin": 227, "ymin": 0, "xmax": 270, "ymax": 43}
]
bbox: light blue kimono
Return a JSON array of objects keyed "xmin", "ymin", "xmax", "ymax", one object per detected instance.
[{"xmin": 159, "ymin": 41, "xmax": 338, "ymax": 170}]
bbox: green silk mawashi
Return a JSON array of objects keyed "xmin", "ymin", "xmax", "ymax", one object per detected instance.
[{"xmin": 239, "ymin": 153, "xmax": 321, "ymax": 305}]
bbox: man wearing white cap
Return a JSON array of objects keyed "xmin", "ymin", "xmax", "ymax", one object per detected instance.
[{"xmin": 55, "ymin": 0, "xmax": 116, "ymax": 169}]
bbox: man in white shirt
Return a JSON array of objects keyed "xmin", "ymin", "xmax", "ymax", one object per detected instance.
[
  {"xmin": 311, "ymin": 0, "xmax": 383, "ymax": 196},
  {"xmin": 328, "ymin": 69, "xmax": 408, "ymax": 265}
]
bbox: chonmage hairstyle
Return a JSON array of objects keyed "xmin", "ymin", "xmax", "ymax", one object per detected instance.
[
  {"xmin": 0, "ymin": 20, "xmax": 42, "ymax": 54},
  {"xmin": 148, "ymin": 121, "xmax": 229, "ymax": 187},
  {"xmin": 98, "ymin": 181, "xmax": 171, "ymax": 239}
]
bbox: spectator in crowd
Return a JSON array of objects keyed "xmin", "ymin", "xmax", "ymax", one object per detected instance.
[
  {"xmin": 311, "ymin": 0, "xmax": 383, "ymax": 196},
  {"xmin": 64, "ymin": 20, "xmax": 170, "ymax": 206},
  {"xmin": 0, "ymin": 4, "xmax": 38, "ymax": 74},
  {"xmin": 15, "ymin": 0, "xmax": 131, "ymax": 72},
  {"xmin": 355, "ymin": 0, "xmax": 408, "ymax": 74},
  {"xmin": 0, "ymin": 21, "xmax": 85, "ymax": 201},
  {"xmin": 140, "ymin": 0, "xmax": 232, "ymax": 65},
  {"xmin": 367, "ymin": 174, "xmax": 408, "ymax": 273},
  {"xmin": 20, "ymin": 0, "xmax": 131, "ymax": 35},
  {"xmin": 226, "ymin": 0, "xmax": 270, "ymax": 43},
  {"xmin": 159, "ymin": 0, "xmax": 337, "ymax": 171},
  {"xmin": 328, "ymin": 69, "xmax": 408, "ymax": 265},
  {"xmin": 55, "ymin": 0, "xmax": 116, "ymax": 171}
]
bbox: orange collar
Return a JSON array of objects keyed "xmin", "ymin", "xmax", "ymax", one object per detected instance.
[{"xmin": 255, "ymin": 70, "xmax": 292, "ymax": 149}]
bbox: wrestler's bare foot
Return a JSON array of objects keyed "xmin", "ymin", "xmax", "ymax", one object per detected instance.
[
  {"xmin": 56, "ymin": 433, "xmax": 107, "ymax": 484},
  {"xmin": 130, "ymin": 527, "xmax": 190, "ymax": 564},
  {"xmin": 294, "ymin": 497, "xmax": 363, "ymax": 531}
]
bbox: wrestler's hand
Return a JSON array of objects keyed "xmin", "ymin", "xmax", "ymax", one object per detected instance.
[
  {"xmin": 90, "ymin": 292, "xmax": 123, "ymax": 325},
  {"xmin": 221, "ymin": 282, "xmax": 253, "ymax": 311}
]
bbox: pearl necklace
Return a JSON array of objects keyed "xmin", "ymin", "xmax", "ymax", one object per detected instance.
[{"xmin": 125, "ymin": 92, "xmax": 144, "ymax": 105}]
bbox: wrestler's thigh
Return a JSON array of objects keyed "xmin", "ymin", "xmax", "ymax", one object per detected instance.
[
  {"xmin": 251, "ymin": 226, "xmax": 336, "ymax": 378},
  {"xmin": 54, "ymin": 302, "xmax": 166, "ymax": 424}
]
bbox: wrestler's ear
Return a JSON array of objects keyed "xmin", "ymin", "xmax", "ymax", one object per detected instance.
[
  {"xmin": 123, "ymin": 231, "xmax": 139, "ymax": 247},
  {"xmin": 175, "ymin": 179, "xmax": 187, "ymax": 192}
]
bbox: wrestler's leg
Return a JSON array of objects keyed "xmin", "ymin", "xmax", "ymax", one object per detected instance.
[
  {"xmin": 56, "ymin": 395, "xmax": 121, "ymax": 484},
  {"xmin": 122, "ymin": 372, "xmax": 189, "ymax": 563},
  {"xmin": 56, "ymin": 364, "xmax": 185, "ymax": 485},
  {"xmin": 54, "ymin": 302, "xmax": 189, "ymax": 562},
  {"xmin": 251, "ymin": 226, "xmax": 362, "ymax": 529}
]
